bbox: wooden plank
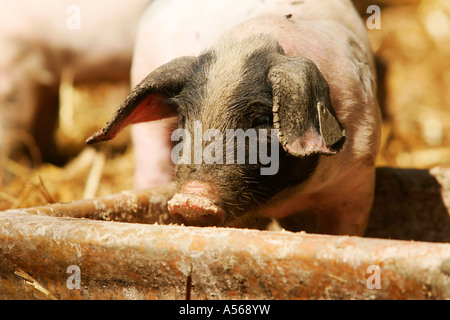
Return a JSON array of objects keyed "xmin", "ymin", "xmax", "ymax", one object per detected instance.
[{"xmin": 0, "ymin": 210, "xmax": 449, "ymax": 300}]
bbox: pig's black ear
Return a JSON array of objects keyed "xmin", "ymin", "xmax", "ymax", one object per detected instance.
[
  {"xmin": 86, "ymin": 56, "xmax": 198, "ymax": 144},
  {"xmin": 268, "ymin": 56, "xmax": 345, "ymax": 157}
]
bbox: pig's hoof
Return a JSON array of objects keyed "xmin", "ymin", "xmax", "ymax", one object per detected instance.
[{"xmin": 168, "ymin": 193, "xmax": 225, "ymax": 227}]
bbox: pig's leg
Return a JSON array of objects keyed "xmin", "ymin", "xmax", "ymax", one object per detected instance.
[
  {"xmin": 313, "ymin": 167, "xmax": 376, "ymax": 236},
  {"xmin": 131, "ymin": 120, "xmax": 176, "ymax": 189},
  {"xmin": 275, "ymin": 166, "xmax": 376, "ymax": 236},
  {"xmin": 0, "ymin": 41, "xmax": 59, "ymax": 171},
  {"xmin": 130, "ymin": 48, "xmax": 177, "ymax": 189}
]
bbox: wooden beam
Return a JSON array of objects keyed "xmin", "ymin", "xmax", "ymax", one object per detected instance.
[{"xmin": 0, "ymin": 210, "xmax": 449, "ymax": 299}]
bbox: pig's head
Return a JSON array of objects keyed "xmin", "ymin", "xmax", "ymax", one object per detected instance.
[{"xmin": 87, "ymin": 34, "xmax": 345, "ymax": 226}]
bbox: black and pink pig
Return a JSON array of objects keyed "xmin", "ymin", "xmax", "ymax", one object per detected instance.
[{"xmin": 87, "ymin": 0, "xmax": 381, "ymax": 236}]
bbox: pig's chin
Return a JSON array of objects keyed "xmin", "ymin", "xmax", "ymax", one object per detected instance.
[
  {"xmin": 167, "ymin": 180, "xmax": 228, "ymax": 227},
  {"xmin": 168, "ymin": 193, "xmax": 226, "ymax": 227},
  {"xmin": 167, "ymin": 179, "xmax": 260, "ymax": 227}
]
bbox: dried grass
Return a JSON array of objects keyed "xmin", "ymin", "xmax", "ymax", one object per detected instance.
[{"xmin": 1, "ymin": 0, "xmax": 449, "ymax": 210}]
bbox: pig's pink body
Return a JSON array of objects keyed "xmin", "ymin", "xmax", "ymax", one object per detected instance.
[
  {"xmin": 130, "ymin": 0, "xmax": 381, "ymax": 235},
  {"xmin": 0, "ymin": 0, "xmax": 149, "ymax": 82},
  {"xmin": 0, "ymin": 0, "xmax": 149, "ymax": 178}
]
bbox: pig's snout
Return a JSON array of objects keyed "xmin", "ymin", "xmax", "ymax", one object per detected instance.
[{"xmin": 168, "ymin": 181, "xmax": 225, "ymax": 226}]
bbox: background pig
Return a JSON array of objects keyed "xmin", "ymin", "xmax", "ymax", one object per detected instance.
[
  {"xmin": 0, "ymin": 0, "xmax": 149, "ymax": 185},
  {"xmin": 88, "ymin": 0, "xmax": 382, "ymax": 235}
]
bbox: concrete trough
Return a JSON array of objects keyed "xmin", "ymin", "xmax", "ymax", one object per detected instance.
[{"xmin": 0, "ymin": 167, "xmax": 449, "ymax": 299}]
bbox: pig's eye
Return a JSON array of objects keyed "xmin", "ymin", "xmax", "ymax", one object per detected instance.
[{"xmin": 251, "ymin": 114, "xmax": 273, "ymax": 128}]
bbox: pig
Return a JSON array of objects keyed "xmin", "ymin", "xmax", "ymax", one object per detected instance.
[
  {"xmin": 0, "ymin": 0, "xmax": 149, "ymax": 184},
  {"xmin": 87, "ymin": 0, "xmax": 382, "ymax": 236}
]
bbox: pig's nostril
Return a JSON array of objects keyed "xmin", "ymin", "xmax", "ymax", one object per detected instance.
[{"xmin": 168, "ymin": 193, "xmax": 225, "ymax": 226}]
